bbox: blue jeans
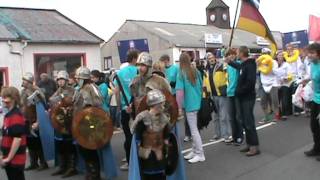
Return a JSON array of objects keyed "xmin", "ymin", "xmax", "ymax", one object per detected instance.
[
  {"xmin": 110, "ymin": 106, "xmax": 121, "ymax": 128},
  {"xmin": 213, "ymin": 96, "xmax": 232, "ymax": 139},
  {"xmin": 227, "ymin": 97, "xmax": 243, "ymax": 141}
]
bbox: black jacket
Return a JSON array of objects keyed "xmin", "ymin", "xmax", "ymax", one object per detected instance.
[{"xmin": 228, "ymin": 58, "xmax": 256, "ymax": 100}]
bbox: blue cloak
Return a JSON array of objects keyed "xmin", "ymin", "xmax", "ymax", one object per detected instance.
[
  {"xmin": 75, "ymin": 142, "xmax": 118, "ymax": 179},
  {"xmin": 98, "ymin": 143, "xmax": 119, "ymax": 179}
]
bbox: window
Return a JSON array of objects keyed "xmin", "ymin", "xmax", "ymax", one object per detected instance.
[
  {"xmin": 104, "ymin": 56, "xmax": 112, "ymax": 70},
  {"xmin": 34, "ymin": 54, "xmax": 85, "ymax": 81},
  {"xmin": 0, "ymin": 67, "xmax": 8, "ymax": 92}
]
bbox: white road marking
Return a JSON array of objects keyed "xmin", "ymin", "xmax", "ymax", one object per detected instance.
[{"xmin": 182, "ymin": 122, "xmax": 276, "ymax": 154}]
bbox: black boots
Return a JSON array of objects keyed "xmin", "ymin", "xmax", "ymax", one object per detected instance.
[
  {"xmin": 61, "ymin": 154, "xmax": 78, "ymax": 178},
  {"xmin": 304, "ymin": 148, "xmax": 320, "ymax": 157},
  {"xmin": 52, "ymin": 153, "xmax": 78, "ymax": 178},
  {"xmin": 52, "ymin": 154, "xmax": 67, "ymax": 176},
  {"xmin": 85, "ymin": 161, "xmax": 101, "ymax": 180},
  {"xmin": 37, "ymin": 149, "xmax": 49, "ymax": 171}
]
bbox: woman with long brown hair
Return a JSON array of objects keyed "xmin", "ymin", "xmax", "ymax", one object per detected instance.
[
  {"xmin": 0, "ymin": 87, "xmax": 27, "ymax": 180},
  {"xmin": 176, "ymin": 53, "xmax": 205, "ymax": 163}
]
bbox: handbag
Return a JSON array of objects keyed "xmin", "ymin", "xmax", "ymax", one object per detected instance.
[{"xmin": 197, "ymin": 93, "xmax": 214, "ymax": 130}]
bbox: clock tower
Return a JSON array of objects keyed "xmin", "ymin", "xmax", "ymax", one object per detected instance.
[{"xmin": 206, "ymin": 0, "xmax": 230, "ymax": 29}]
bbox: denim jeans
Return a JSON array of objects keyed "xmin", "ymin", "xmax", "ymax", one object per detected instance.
[
  {"xmin": 213, "ymin": 96, "xmax": 232, "ymax": 139},
  {"xmin": 110, "ymin": 106, "xmax": 121, "ymax": 128},
  {"xmin": 238, "ymin": 97, "xmax": 259, "ymax": 146},
  {"xmin": 186, "ymin": 111, "xmax": 204, "ymax": 156},
  {"xmin": 227, "ymin": 97, "xmax": 243, "ymax": 141}
]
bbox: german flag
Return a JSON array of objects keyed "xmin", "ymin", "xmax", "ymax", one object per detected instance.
[{"xmin": 237, "ymin": 0, "xmax": 277, "ymax": 56}]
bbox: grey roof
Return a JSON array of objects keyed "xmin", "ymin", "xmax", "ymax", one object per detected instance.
[
  {"xmin": 0, "ymin": 7, "xmax": 103, "ymax": 43},
  {"xmin": 206, "ymin": 0, "xmax": 229, "ymax": 9},
  {"xmin": 128, "ymin": 20, "xmax": 283, "ymax": 49}
]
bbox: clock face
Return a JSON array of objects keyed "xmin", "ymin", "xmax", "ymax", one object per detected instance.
[
  {"xmin": 210, "ymin": 14, "xmax": 216, "ymax": 22},
  {"xmin": 222, "ymin": 13, "xmax": 228, "ymax": 21}
]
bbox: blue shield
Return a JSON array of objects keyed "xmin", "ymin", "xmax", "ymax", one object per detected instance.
[{"xmin": 36, "ymin": 102, "xmax": 55, "ymax": 161}]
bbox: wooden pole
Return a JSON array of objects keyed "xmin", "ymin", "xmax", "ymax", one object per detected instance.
[{"xmin": 228, "ymin": 0, "xmax": 241, "ymax": 47}]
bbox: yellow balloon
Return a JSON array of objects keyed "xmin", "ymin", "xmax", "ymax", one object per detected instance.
[{"xmin": 257, "ymin": 54, "xmax": 273, "ymax": 75}]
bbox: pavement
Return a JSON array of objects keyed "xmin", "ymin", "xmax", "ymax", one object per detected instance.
[{"xmin": 1, "ymin": 103, "xmax": 319, "ymax": 180}]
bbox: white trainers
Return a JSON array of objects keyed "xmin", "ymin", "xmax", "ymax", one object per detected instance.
[
  {"xmin": 120, "ymin": 163, "xmax": 129, "ymax": 171},
  {"xmin": 188, "ymin": 155, "xmax": 205, "ymax": 163},
  {"xmin": 183, "ymin": 152, "xmax": 195, "ymax": 160},
  {"xmin": 184, "ymin": 136, "xmax": 192, "ymax": 142}
]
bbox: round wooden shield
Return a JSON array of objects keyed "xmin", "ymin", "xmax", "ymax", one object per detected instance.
[
  {"xmin": 136, "ymin": 90, "xmax": 178, "ymax": 125},
  {"xmin": 50, "ymin": 105, "xmax": 73, "ymax": 134},
  {"xmin": 50, "ymin": 97, "xmax": 74, "ymax": 134},
  {"xmin": 72, "ymin": 107, "xmax": 113, "ymax": 150}
]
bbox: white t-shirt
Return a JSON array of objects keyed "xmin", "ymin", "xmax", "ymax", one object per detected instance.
[
  {"xmin": 275, "ymin": 62, "xmax": 291, "ymax": 87},
  {"xmin": 260, "ymin": 60, "xmax": 279, "ymax": 93},
  {"xmin": 287, "ymin": 57, "xmax": 305, "ymax": 81}
]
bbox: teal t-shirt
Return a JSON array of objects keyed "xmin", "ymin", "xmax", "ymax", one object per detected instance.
[
  {"xmin": 227, "ymin": 62, "xmax": 240, "ymax": 97},
  {"xmin": 165, "ymin": 64, "xmax": 179, "ymax": 94},
  {"xmin": 114, "ymin": 65, "xmax": 138, "ymax": 110},
  {"xmin": 98, "ymin": 83, "xmax": 109, "ymax": 112},
  {"xmin": 176, "ymin": 69, "xmax": 203, "ymax": 112},
  {"xmin": 311, "ymin": 61, "xmax": 320, "ymax": 104}
]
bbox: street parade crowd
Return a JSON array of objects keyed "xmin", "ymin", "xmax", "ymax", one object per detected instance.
[{"xmin": 0, "ymin": 42, "xmax": 320, "ymax": 180}]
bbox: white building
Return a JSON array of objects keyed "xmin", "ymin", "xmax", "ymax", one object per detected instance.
[
  {"xmin": 101, "ymin": 0, "xmax": 283, "ymax": 69},
  {"xmin": 0, "ymin": 7, "xmax": 104, "ymax": 89}
]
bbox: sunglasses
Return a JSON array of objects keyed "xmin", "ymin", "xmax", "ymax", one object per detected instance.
[{"xmin": 2, "ymin": 100, "xmax": 12, "ymax": 104}]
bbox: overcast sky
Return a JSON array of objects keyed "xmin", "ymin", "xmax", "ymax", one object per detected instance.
[{"xmin": 1, "ymin": 0, "xmax": 319, "ymax": 41}]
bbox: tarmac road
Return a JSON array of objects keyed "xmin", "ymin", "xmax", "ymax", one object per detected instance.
[{"xmin": 1, "ymin": 103, "xmax": 319, "ymax": 180}]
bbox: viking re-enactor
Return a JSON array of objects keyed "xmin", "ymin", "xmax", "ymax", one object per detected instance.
[
  {"xmin": 49, "ymin": 70, "xmax": 78, "ymax": 178},
  {"xmin": 130, "ymin": 52, "xmax": 171, "ymax": 117},
  {"xmin": 20, "ymin": 72, "xmax": 48, "ymax": 171},
  {"xmin": 131, "ymin": 89, "xmax": 171, "ymax": 180}
]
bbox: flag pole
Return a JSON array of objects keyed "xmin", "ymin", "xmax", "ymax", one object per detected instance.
[{"xmin": 228, "ymin": 0, "xmax": 241, "ymax": 47}]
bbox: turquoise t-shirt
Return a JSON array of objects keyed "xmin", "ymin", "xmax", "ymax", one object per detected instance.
[
  {"xmin": 98, "ymin": 83, "xmax": 109, "ymax": 112},
  {"xmin": 176, "ymin": 69, "xmax": 203, "ymax": 112},
  {"xmin": 114, "ymin": 65, "xmax": 138, "ymax": 110},
  {"xmin": 227, "ymin": 62, "xmax": 240, "ymax": 97},
  {"xmin": 311, "ymin": 61, "xmax": 320, "ymax": 104},
  {"xmin": 165, "ymin": 64, "xmax": 179, "ymax": 94}
]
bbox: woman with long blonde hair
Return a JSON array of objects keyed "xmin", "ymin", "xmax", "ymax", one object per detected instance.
[{"xmin": 176, "ymin": 53, "xmax": 205, "ymax": 163}]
